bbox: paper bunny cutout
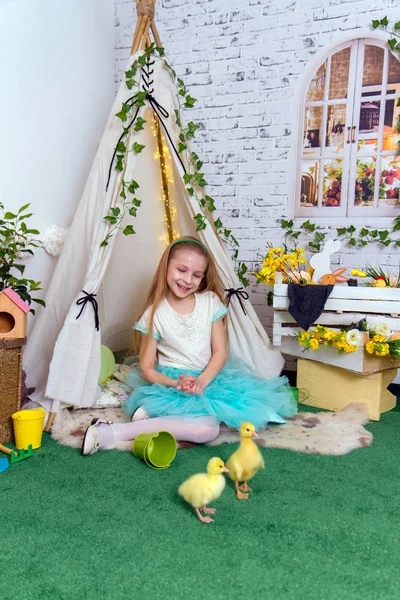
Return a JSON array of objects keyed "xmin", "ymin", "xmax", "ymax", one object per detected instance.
[{"xmin": 310, "ymin": 239, "xmax": 342, "ymax": 283}]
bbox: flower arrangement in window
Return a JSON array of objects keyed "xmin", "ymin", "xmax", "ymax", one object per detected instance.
[
  {"xmin": 354, "ymin": 155, "xmax": 400, "ymax": 207},
  {"xmin": 323, "ymin": 160, "xmax": 343, "ymax": 207},
  {"xmin": 323, "ymin": 153, "xmax": 400, "ymax": 208},
  {"xmin": 296, "ymin": 321, "xmax": 400, "ymax": 358},
  {"xmin": 354, "ymin": 156, "xmax": 376, "ymax": 206}
]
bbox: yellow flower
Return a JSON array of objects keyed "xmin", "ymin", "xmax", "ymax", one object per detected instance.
[
  {"xmin": 323, "ymin": 329, "xmax": 335, "ymax": 341},
  {"xmin": 299, "ymin": 332, "xmax": 310, "ymax": 343},
  {"xmin": 375, "ymin": 343, "xmax": 390, "ymax": 357},
  {"xmin": 372, "ymin": 334, "xmax": 386, "ymax": 343},
  {"xmin": 343, "ymin": 343, "xmax": 358, "ymax": 353},
  {"xmin": 365, "ymin": 341, "xmax": 375, "ymax": 354},
  {"xmin": 309, "ymin": 338, "xmax": 319, "ymax": 350}
]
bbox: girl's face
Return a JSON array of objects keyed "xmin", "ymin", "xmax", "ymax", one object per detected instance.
[{"xmin": 166, "ymin": 249, "xmax": 208, "ymax": 299}]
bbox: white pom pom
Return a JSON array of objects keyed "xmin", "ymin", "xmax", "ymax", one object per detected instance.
[{"xmin": 42, "ymin": 225, "xmax": 69, "ymax": 257}]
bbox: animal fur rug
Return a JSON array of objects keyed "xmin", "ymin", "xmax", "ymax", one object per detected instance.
[{"xmin": 51, "ymin": 402, "xmax": 373, "ymax": 456}]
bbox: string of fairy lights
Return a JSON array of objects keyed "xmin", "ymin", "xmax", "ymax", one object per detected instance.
[{"xmin": 150, "ymin": 114, "xmax": 180, "ymax": 245}]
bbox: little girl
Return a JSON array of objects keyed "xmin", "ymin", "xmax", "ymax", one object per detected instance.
[{"xmin": 81, "ymin": 237, "xmax": 296, "ymax": 455}]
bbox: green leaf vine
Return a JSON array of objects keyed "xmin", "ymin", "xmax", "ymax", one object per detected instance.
[
  {"xmin": 281, "ymin": 216, "xmax": 400, "ymax": 253},
  {"xmin": 102, "ymin": 44, "xmax": 249, "ymax": 286},
  {"xmin": 372, "ymin": 16, "xmax": 400, "ymax": 51}
]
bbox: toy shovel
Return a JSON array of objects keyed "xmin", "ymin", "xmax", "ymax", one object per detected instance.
[{"xmin": 0, "ymin": 443, "xmax": 33, "ymax": 463}]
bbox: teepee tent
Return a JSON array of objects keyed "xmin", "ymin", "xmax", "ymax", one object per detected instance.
[{"xmin": 24, "ymin": 0, "xmax": 284, "ymax": 428}]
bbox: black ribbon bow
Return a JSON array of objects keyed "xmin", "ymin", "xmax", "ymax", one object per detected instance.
[
  {"xmin": 76, "ymin": 290, "xmax": 100, "ymax": 331},
  {"xmin": 145, "ymin": 93, "xmax": 186, "ymax": 173},
  {"xmin": 224, "ymin": 287, "xmax": 249, "ymax": 316},
  {"xmin": 146, "ymin": 93, "xmax": 169, "ymax": 119}
]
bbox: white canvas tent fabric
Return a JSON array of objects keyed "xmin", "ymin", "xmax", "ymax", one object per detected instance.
[{"xmin": 24, "ymin": 52, "xmax": 284, "ymax": 413}]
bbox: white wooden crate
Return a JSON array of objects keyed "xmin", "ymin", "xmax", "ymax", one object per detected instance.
[{"xmin": 272, "ymin": 273, "xmax": 400, "ymax": 375}]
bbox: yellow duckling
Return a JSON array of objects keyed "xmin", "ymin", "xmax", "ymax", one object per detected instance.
[
  {"xmin": 226, "ymin": 422, "xmax": 264, "ymax": 500},
  {"xmin": 178, "ymin": 457, "xmax": 229, "ymax": 523}
]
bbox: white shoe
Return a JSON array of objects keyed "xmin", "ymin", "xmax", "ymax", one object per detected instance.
[
  {"xmin": 131, "ymin": 406, "xmax": 149, "ymax": 422},
  {"xmin": 81, "ymin": 418, "xmax": 117, "ymax": 456}
]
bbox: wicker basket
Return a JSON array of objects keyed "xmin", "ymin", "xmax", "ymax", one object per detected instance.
[{"xmin": 0, "ymin": 338, "xmax": 24, "ymax": 444}]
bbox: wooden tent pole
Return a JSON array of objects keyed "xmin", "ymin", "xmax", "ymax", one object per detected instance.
[
  {"xmin": 130, "ymin": 16, "xmax": 143, "ymax": 55},
  {"xmin": 132, "ymin": 16, "xmax": 148, "ymax": 54},
  {"xmin": 44, "ymin": 399, "xmax": 60, "ymax": 432},
  {"xmin": 140, "ymin": 19, "xmax": 152, "ymax": 50},
  {"xmin": 131, "ymin": 0, "xmax": 159, "ymax": 54},
  {"xmin": 150, "ymin": 22, "xmax": 163, "ymax": 51},
  {"xmin": 44, "ymin": 412, "xmax": 56, "ymax": 432}
]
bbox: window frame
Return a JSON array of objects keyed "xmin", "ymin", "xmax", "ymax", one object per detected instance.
[{"xmin": 292, "ymin": 36, "xmax": 400, "ymax": 222}]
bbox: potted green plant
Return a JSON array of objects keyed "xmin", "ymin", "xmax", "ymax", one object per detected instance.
[{"xmin": 0, "ymin": 202, "xmax": 45, "ymax": 313}]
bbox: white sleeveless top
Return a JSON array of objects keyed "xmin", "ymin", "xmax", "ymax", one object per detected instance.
[{"xmin": 134, "ymin": 291, "xmax": 228, "ymax": 371}]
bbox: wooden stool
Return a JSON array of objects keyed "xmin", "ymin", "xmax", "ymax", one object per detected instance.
[{"xmin": 296, "ymin": 358, "xmax": 397, "ymax": 421}]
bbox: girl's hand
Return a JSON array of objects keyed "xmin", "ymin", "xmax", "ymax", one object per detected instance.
[
  {"xmin": 176, "ymin": 374, "xmax": 196, "ymax": 391},
  {"xmin": 183, "ymin": 382, "xmax": 204, "ymax": 396},
  {"xmin": 176, "ymin": 375, "xmax": 203, "ymax": 395}
]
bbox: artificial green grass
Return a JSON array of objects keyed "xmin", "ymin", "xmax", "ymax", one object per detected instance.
[{"xmin": 1, "ymin": 408, "xmax": 400, "ymax": 600}]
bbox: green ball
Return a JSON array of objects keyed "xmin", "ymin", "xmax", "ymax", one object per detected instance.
[{"xmin": 98, "ymin": 345, "xmax": 115, "ymax": 384}]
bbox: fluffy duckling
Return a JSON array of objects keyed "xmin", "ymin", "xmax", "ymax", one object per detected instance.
[
  {"xmin": 178, "ymin": 457, "xmax": 229, "ymax": 523},
  {"xmin": 226, "ymin": 421, "xmax": 264, "ymax": 500}
]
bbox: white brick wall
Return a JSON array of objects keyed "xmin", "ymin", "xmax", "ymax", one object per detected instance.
[{"xmin": 114, "ymin": 0, "xmax": 399, "ymax": 365}]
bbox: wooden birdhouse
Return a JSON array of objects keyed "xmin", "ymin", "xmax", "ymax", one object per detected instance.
[
  {"xmin": 0, "ymin": 288, "xmax": 29, "ymax": 339},
  {"xmin": 0, "ymin": 288, "xmax": 30, "ymax": 443}
]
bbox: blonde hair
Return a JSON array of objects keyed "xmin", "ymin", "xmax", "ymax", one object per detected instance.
[{"xmin": 133, "ymin": 236, "xmax": 225, "ymax": 355}]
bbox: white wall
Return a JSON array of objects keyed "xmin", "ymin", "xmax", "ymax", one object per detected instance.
[{"xmin": 0, "ymin": 0, "xmax": 115, "ymax": 316}]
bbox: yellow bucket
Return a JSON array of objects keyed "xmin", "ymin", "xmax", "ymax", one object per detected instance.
[{"xmin": 12, "ymin": 408, "xmax": 46, "ymax": 450}]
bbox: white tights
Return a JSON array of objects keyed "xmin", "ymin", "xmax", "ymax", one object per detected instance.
[{"xmin": 97, "ymin": 416, "xmax": 220, "ymax": 448}]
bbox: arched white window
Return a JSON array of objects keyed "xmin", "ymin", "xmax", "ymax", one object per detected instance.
[{"xmin": 296, "ymin": 38, "xmax": 400, "ymax": 218}]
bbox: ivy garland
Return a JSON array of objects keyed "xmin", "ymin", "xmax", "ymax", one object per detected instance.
[
  {"xmin": 280, "ymin": 217, "xmax": 400, "ymax": 253},
  {"xmin": 372, "ymin": 16, "xmax": 400, "ymax": 51},
  {"xmin": 102, "ymin": 44, "xmax": 249, "ymax": 286}
]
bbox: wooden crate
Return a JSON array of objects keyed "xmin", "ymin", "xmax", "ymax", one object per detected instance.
[
  {"xmin": 272, "ymin": 274, "xmax": 400, "ymax": 375},
  {"xmin": 297, "ymin": 358, "xmax": 397, "ymax": 421}
]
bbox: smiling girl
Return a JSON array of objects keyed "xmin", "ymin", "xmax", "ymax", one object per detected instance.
[{"xmin": 81, "ymin": 237, "xmax": 295, "ymax": 455}]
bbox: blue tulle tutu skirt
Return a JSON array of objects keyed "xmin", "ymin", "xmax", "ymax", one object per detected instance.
[{"xmin": 122, "ymin": 358, "xmax": 297, "ymax": 430}]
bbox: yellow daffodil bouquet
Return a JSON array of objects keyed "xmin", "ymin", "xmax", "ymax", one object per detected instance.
[
  {"xmin": 256, "ymin": 246, "xmax": 310, "ymax": 286},
  {"xmin": 296, "ymin": 321, "xmax": 400, "ymax": 358},
  {"xmin": 296, "ymin": 326, "xmax": 363, "ymax": 355}
]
